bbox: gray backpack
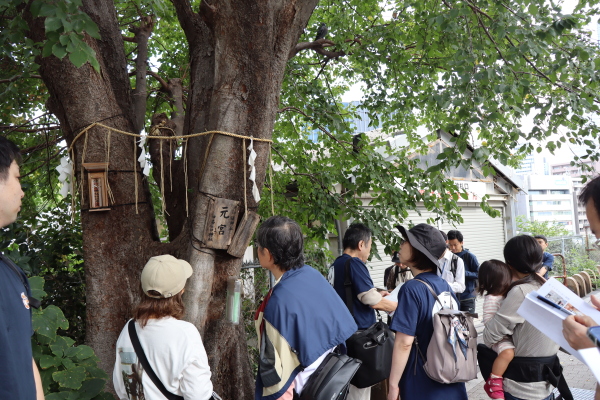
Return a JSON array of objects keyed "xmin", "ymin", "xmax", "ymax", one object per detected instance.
[{"xmin": 414, "ymin": 279, "xmax": 478, "ymax": 384}]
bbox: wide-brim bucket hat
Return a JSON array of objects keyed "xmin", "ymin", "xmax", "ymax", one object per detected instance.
[{"xmin": 396, "ymin": 223, "xmax": 447, "ymax": 266}]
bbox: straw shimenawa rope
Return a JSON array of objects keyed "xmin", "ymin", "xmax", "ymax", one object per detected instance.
[
  {"xmin": 66, "ymin": 121, "xmax": 274, "ymax": 220},
  {"xmin": 67, "ymin": 122, "xmax": 272, "ymax": 153}
]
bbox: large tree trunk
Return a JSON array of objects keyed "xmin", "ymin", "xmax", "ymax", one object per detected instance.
[{"xmin": 26, "ymin": 0, "xmax": 318, "ymax": 398}]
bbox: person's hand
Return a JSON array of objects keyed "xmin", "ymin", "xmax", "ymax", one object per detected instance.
[
  {"xmin": 387, "ymin": 382, "xmax": 400, "ymax": 400},
  {"xmin": 372, "ymin": 298, "xmax": 398, "ymax": 313},
  {"xmin": 563, "ymin": 315, "xmax": 596, "ymax": 350},
  {"xmin": 379, "ymin": 290, "xmax": 390, "ymax": 297},
  {"xmin": 591, "ymin": 295, "xmax": 600, "ymax": 310}
]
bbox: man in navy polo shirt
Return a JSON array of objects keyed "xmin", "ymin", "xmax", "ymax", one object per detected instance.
[
  {"xmin": 0, "ymin": 136, "xmax": 44, "ymax": 400},
  {"xmin": 330, "ymin": 222, "xmax": 396, "ymax": 400}
]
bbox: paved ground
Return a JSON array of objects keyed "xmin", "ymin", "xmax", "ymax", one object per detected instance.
[{"xmin": 466, "ymin": 291, "xmax": 599, "ymax": 399}]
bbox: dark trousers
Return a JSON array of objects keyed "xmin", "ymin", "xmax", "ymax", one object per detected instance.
[{"xmin": 459, "ymin": 297, "xmax": 476, "ymax": 313}]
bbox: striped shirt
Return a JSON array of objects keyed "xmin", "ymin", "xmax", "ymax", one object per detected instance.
[
  {"xmin": 482, "ymin": 294, "xmax": 503, "ymax": 325},
  {"xmin": 483, "ymin": 282, "xmax": 559, "ymax": 399}
]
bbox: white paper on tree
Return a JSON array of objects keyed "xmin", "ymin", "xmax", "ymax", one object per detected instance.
[{"xmin": 517, "ymin": 277, "xmax": 600, "ymax": 364}]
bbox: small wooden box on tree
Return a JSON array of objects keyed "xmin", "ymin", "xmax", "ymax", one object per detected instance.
[{"xmin": 83, "ymin": 162, "xmax": 110, "ymax": 211}]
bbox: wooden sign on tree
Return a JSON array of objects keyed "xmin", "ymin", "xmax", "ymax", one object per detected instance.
[{"xmin": 203, "ymin": 197, "xmax": 240, "ymax": 249}]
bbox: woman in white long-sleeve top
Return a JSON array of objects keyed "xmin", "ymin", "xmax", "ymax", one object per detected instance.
[{"xmin": 113, "ymin": 255, "xmax": 214, "ymax": 400}]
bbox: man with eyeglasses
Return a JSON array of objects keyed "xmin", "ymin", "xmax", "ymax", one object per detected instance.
[{"xmin": 562, "ymin": 175, "xmax": 600, "ymax": 400}]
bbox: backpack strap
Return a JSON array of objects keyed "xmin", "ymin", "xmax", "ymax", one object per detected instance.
[
  {"xmin": 343, "ymin": 258, "xmax": 354, "ymax": 316},
  {"xmin": 450, "ymin": 254, "xmax": 458, "ymax": 279},
  {"xmin": 128, "ymin": 320, "xmax": 184, "ymax": 400},
  {"xmin": 414, "ymin": 279, "xmax": 446, "ymax": 310}
]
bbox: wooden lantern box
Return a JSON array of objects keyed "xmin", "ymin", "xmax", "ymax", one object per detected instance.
[{"xmin": 83, "ymin": 162, "xmax": 111, "ymax": 211}]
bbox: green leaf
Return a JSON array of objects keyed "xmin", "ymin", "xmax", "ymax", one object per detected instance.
[
  {"xmin": 39, "ymin": 354, "xmax": 61, "ymax": 369},
  {"xmin": 45, "ymin": 17, "xmax": 63, "ymax": 33},
  {"xmin": 51, "ymin": 43, "xmax": 68, "ymax": 59},
  {"xmin": 45, "ymin": 390, "xmax": 70, "ymax": 400},
  {"xmin": 33, "ymin": 306, "xmax": 69, "ymax": 341},
  {"xmin": 61, "ymin": 19, "xmax": 73, "ymax": 32},
  {"xmin": 84, "ymin": 365, "xmax": 108, "ymax": 380},
  {"xmin": 78, "ymin": 378, "xmax": 106, "ymax": 399},
  {"xmin": 52, "ymin": 365, "xmax": 86, "ymax": 389},
  {"xmin": 82, "ymin": 16, "xmax": 100, "ymax": 39},
  {"xmin": 69, "ymin": 49, "xmax": 88, "ymax": 67},
  {"xmin": 75, "ymin": 345, "xmax": 95, "ymax": 361},
  {"xmin": 38, "ymin": 2, "xmax": 57, "ymax": 17},
  {"xmin": 29, "ymin": 276, "xmax": 47, "ymax": 300},
  {"xmin": 59, "ymin": 34, "xmax": 70, "ymax": 46}
]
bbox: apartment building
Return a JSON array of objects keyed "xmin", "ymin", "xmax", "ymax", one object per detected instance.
[
  {"xmin": 525, "ymin": 175, "xmax": 576, "ymax": 233},
  {"xmin": 550, "ymin": 160, "xmax": 600, "ymax": 177},
  {"xmin": 550, "ymin": 160, "xmax": 600, "ymax": 233}
]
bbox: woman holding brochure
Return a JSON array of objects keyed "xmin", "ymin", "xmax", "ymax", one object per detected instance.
[{"xmin": 482, "ymin": 235, "xmax": 570, "ymax": 400}]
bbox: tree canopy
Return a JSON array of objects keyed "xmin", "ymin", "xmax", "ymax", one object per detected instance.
[{"xmin": 2, "ymin": 0, "xmax": 600, "ymax": 396}]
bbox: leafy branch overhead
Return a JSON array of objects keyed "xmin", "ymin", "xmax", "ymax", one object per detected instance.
[
  {"xmin": 1, "ymin": 0, "xmax": 599, "ymax": 244},
  {"xmin": 2, "ymin": 1, "xmax": 600, "ymax": 393}
]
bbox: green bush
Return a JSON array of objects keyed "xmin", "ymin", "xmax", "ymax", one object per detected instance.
[{"xmin": 30, "ymin": 276, "xmax": 113, "ymax": 400}]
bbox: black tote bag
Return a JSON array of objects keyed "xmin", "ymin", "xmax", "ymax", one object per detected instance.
[
  {"xmin": 298, "ymin": 350, "xmax": 362, "ymax": 400},
  {"xmin": 341, "ymin": 258, "xmax": 395, "ymax": 388}
]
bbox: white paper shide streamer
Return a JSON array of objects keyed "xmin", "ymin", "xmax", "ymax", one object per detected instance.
[
  {"xmin": 138, "ymin": 131, "xmax": 150, "ymax": 176},
  {"xmin": 56, "ymin": 156, "xmax": 73, "ymax": 198},
  {"xmin": 247, "ymin": 139, "xmax": 260, "ymax": 202}
]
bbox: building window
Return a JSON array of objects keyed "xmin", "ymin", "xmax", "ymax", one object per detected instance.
[{"xmin": 550, "ymin": 190, "xmax": 568, "ymax": 194}]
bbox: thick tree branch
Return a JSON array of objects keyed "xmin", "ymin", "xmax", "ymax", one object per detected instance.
[
  {"xmin": 130, "ymin": 15, "xmax": 154, "ymax": 133},
  {"xmin": 171, "ymin": 0, "xmax": 201, "ymax": 45},
  {"xmin": 20, "ymin": 147, "xmax": 65, "ymax": 178},
  {"xmin": 147, "ymin": 70, "xmax": 169, "ymax": 91},
  {"xmin": 277, "ymin": 106, "xmax": 353, "ymax": 147},
  {"xmin": 0, "ymin": 125, "xmax": 60, "ymax": 133},
  {"xmin": 0, "ymin": 74, "xmax": 42, "ymax": 83},
  {"xmin": 289, "ymin": 38, "xmax": 345, "ymax": 59},
  {"xmin": 20, "ymin": 137, "xmax": 64, "ymax": 154},
  {"xmin": 167, "ymin": 78, "xmax": 185, "ymax": 137}
]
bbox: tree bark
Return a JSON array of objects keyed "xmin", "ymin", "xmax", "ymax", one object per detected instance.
[{"xmin": 25, "ymin": 0, "xmax": 319, "ymax": 397}]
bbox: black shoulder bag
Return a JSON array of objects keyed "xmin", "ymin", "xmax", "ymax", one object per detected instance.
[
  {"xmin": 342, "ymin": 258, "xmax": 395, "ymax": 388},
  {"xmin": 297, "ymin": 346, "xmax": 362, "ymax": 400},
  {"xmin": 127, "ymin": 320, "xmax": 221, "ymax": 400}
]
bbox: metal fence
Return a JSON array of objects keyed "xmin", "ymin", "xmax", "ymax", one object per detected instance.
[{"xmin": 546, "ymin": 235, "xmax": 600, "ymax": 279}]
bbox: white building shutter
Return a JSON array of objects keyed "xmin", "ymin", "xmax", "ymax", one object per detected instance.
[{"xmin": 366, "ymin": 206, "xmax": 505, "ymax": 288}]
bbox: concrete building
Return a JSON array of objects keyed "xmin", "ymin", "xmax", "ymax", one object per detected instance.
[
  {"xmin": 550, "ymin": 160, "xmax": 600, "ymax": 177},
  {"xmin": 516, "ymin": 153, "xmax": 550, "ymax": 176},
  {"xmin": 549, "ymin": 160, "xmax": 600, "ymax": 233},
  {"xmin": 524, "ymin": 175, "xmax": 576, "ymax": 233}
]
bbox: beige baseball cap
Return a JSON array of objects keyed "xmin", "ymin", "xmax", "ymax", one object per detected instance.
[{"xmin": 141, "ymin": 255, "xmax": 193, "ymax": 298}]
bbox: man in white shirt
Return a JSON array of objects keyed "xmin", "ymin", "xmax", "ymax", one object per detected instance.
[{"xmin": 437, "ymin": 231, "xmax": 465, "ymax": 294}]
